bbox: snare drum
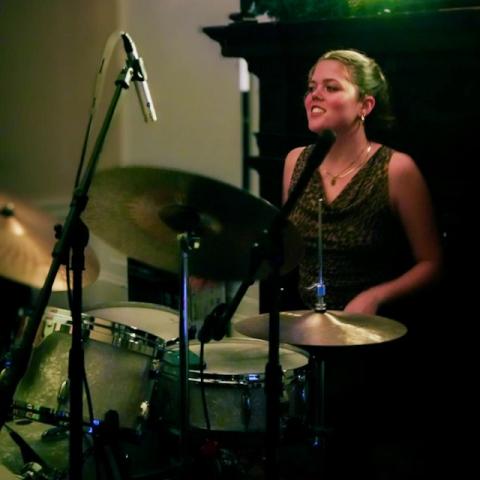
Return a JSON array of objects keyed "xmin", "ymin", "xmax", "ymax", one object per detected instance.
[
  {"xmin": 13, "ymin": 304, "xmax": 177, "ymax": 433},
  {"xmin": 85, "ymin": 302, "xmax": 179, "ymax": 343},
  {"xmin": 156, "ymin": 337, "xmax": 309, "ymax": 432}
]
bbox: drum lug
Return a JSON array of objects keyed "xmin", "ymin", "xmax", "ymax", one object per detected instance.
[
  {"xmin": 139, "ymin": 400, "xmax": 150, "ymax": 421},
  {"xmin": 150, "ymin": 358, "xmax": 161, "ymax": 379},
  {"xmin": 57, "ymin": 379, "xmax": 70, "ymax": 408}
]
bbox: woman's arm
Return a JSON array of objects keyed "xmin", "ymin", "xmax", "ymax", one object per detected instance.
[{"xmin": 344, "ymin": 152, "xmax": 443, "ymax": 314}]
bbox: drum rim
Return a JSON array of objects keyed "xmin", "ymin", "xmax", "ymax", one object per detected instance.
[
  {"xmin": 83, "ymin": 301, "xmax": 179, "ymax": 343},
  {"xmin": 40, "ymin": 308, "xmax": 165, "ymax": 354},
  {"xmin": 161, "ymin": 337, "xmax": 310, "ymax": 381},
  {"xmin": 84, "ymin": 301, "xmax": 179, "ymax": 316}
]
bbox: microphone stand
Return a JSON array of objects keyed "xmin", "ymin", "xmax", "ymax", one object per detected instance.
[
  {"xmin": 197, "ymin": 132, "xmax": 334, "ymax": 480},
  {"xmin": 0, "ymin": 58, "xmax": 138, "ymax": 480}
]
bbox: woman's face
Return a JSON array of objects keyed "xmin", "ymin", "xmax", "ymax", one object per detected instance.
[{"xmin": 305, "ymin": 59, "xmax": 364, "ymax": 135}]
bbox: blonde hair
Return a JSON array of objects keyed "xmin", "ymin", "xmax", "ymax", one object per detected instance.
[{"xmin": 311, "ymin": 49, "xmax": 394, "ymax": 127}]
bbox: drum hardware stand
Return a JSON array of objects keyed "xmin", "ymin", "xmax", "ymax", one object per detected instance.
[
  {"xmin": 196, "ymin": 133, "xmax": 335, "ymax": 479},
  {"xmin": 307, "ymin": 350, "xmax": 331, "ymax": 477},
  {"xmin": 152, "ymin": 225, "xmax": 200, "ymax": 477},
  {"xmin": 305, "ymin": 193, "xmax": 331, "ymax": 474},
  {"xmin": 0, "ymin": 48, "xmax": 142, "ymax": 480},
  {"xmin": 178, "ymin": 231, "xmax": 200, "ymax": 464},
  {"xmin": 90, "ymin": 409, "xmax": 131, "ymax": 480}
]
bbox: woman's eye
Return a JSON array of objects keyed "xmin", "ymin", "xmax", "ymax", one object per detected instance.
[
  {"xmin": 306, "ymin": 83, "xmax": 340, "ymax": 95},
  {"xmin": 325, "ymin": 84, "xmax": 339, "ymax": 92}
]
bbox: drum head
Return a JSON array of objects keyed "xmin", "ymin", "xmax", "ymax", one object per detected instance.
[
  {"xmin": 188, "ymin": 337, "xmax": 309, "ymax": 375},
  {"xmin": 85, "ymin": 301, "xmax": 179, "ymax": 343}
]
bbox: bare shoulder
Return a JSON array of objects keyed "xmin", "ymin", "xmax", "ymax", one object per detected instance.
[
  {"xmin": 388, "ymin": 150, "xmax": 422, "ymax": 178},
  {"xmin": 285, "ymin": 146, "xmax": 307, "ymax": 167},
  {"xmin": 283, "ymin": 146, "xmax": 307, "ymax": 203},
  {"xmin": 388, "ymin": 149, "xmax": 430, "ymax": 210},
  {"xmin": 283, "ymin": 146, "xmax": 307, "ymax": 181}
]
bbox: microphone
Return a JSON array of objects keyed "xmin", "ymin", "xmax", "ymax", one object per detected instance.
[
  {"xmin": 120, "ymin": 32, "xmax": 157, "ymax": 122},
  {"xmin": 197, "ymin": 303, "xmax": 228, "ymax": 344},
  {"xmin": 305, "ymin": 129, "xmax": 336, "ymax": 171},
  {"xmin": 281, "ymin": 129, "xmax": 335, "ymax": 219}
]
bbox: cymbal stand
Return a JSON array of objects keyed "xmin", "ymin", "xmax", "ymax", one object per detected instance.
[
  {"xmin": 0, "ymin": 58, "xmax": 137, "ymax": 480},
  {"xmin": 308, "ymin": 350, "xmax": 329, "ymax": 476},
  {"xmin": 264, "ymin": 233, "xmax": 284, "ymax": 479},
  {"xmin": 178, "ymin": 231, "xmax": 200, "ymax": 463},
  {"xmin": 307, "ymin": 190, "xmax": 330, "ymax": 474},
  {"xmin": 196, "ymin": 229, "xmax": 283, "ymax": 479},
  {"xmin": 313, "ymin": 197, "xmax": 327, "ymax": 313},
  {"xmin": 197, "ymin": 132, "xmax": 335, "ymax": 480},
  {"xmin": 263, "ymin": 133, "xmax": 333, "ymax": 479}
]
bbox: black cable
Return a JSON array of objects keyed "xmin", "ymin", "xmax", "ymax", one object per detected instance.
[
  {"xmin": 82, "ymin": 361, "xmax": 95, "ymax": 427},
  {"xmin": 199, "ymin": 342, "xmax": 211, "ymax": 432},
  {"xmin": 74, "ymin": 111, "xmax": 95, "ymax": 188}
]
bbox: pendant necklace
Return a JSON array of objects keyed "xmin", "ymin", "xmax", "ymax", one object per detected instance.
[{"xmin": 324, "ymin": 142, "xmax": 372, "ymax": 186}]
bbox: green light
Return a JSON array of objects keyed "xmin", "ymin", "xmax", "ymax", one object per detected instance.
[{"xmin": 249, "ymin": 1, "xmax": 478, "ymax": 21}]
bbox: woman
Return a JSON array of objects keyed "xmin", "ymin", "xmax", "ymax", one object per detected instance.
[
  {"xmin": 283, "ymin": 49, "xmax": 443, "ymax": 316},
  {"xmin": 282, "ymin": 52, "xmax": 445, "ymax": 476}
]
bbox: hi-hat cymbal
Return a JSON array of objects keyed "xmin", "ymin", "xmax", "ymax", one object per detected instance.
[
  {"xmin": 0, "ymin": 192, "xmax": 100, "ymax": 291},
  {"xmin": 234, "ymin": 310, "xmax": 407, "ymax": 347},
  {"xmin": 82, "ymin": 166, "xmax": 303, "ymax": 280}
]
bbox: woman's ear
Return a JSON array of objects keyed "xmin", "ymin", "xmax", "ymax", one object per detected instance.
[{"xmin": 362, "ymin": 95, "xmax": 376, "ymax": 117}]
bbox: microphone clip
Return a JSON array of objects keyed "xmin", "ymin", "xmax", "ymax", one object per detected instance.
[
  {"xmin": 120, "ymin": 33, "xmax": 146, "ymax": 81},
  {"xmin": 120, "ymin": 32, "xmax": 157, "ymax": 122}
]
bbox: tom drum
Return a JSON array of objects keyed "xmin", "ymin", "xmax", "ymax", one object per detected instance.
[{"xmin": 156, "ymin": 337, "xmax": 309, "ymax": 433}]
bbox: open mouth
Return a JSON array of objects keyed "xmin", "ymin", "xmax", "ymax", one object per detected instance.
[{"xmin": 311, "ymin": 106, "xmax": 325, "ymax": 114}]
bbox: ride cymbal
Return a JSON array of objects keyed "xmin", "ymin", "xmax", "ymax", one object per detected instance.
[
  {"xmin": 0, "ymin": 192, "xmax": 99, "ymax": 291},
  {"xmin": 82, "ymin": 166, "xmax": 303, "ymax": 280},
  {"xmin": 234, "ymin": 309, "xmax": 407, "ymax": 347}
]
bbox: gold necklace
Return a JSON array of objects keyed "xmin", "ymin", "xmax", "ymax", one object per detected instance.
[{"xmin": 323, "ymin": 142, "xmax": 372, "ymax": 186}]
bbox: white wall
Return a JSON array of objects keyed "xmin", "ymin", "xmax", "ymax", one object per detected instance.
[
  {"xmin": 0, "ymin": 0, "xmax": 259, "ymax": 319},
  {"xmin": 0, "ymin": 0, "xmax": 122, "ymax": 204},
  {"xmin": 117, "ymin": 0, "xmax": 242, "ymax": 184},
  {"xmin": 0, "ymin": 0, "xmax": 240, "ymax": 201}
]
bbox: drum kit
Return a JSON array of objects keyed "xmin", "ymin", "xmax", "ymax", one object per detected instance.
[{"xmin": 0, "ymin": 167, "xmax": 407, "ymax": 479}]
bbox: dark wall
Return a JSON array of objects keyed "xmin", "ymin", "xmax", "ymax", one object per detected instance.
[
  {"xmin": 204, "ymin": 11, "xmax": 476, "ymax": 458},
  {"xmin": 204, "ymin": 8, "xmax": 479, "ymax": 312}
]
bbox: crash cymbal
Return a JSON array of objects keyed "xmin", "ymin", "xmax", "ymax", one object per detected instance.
[
  {"xmin": 82, "ymin": 166, "xmax": 303, "ymax": 280},
  {"xmin": 0, "ymin": 192, "xmax": 100, "ymax": 291},
  {"xmin": 234, "ymin": 310, "xmax": 407, "ymax": 347}
]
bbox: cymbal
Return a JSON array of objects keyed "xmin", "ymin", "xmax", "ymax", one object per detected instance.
[
  {"xmin": 234, "ymin": 310, "xmax": 407, "ymax": 347},
  {"xmin": 82, "ymin": 166, "xmax": 303, "ymax": 280},
  {"xmin": 0, "ymin": 192, "xmax": 100, "ymax": 291}
]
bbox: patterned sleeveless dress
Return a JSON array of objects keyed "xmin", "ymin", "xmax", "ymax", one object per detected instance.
[{"xmin": 288, "ymin": 144, "xmax": 412, "ymax": 310}]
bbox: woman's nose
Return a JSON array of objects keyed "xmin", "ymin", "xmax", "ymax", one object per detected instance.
[{"xmin": 311, "ymin": 85, "xmax": 323, "ymax": 99}]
